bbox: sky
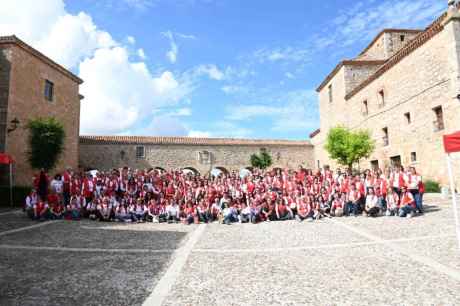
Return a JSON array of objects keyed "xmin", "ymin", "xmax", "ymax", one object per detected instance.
[{"xmin": 0, "ymin": 0, "xmax": 447, "ymax": 139}]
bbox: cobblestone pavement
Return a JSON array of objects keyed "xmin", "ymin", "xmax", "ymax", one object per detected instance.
[{"xmin": 0, "ymin": 194, "xmax": 459, "ymax": 305}]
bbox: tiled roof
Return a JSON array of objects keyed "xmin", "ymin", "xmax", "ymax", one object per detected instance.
[
  {"xmin": 344, "ymin": 10, "xmax": 448, "ymax": 100},
  {"xmin": 0, "ymin": 35, "xmax": 83, "ymax": 84},
  {"xmin": 80, "ymin": 135, "xmax": 312, "ymax": 146},
  {"xmin": 309, "ymin": 129, "xmax": 321, "ymax": 139}
]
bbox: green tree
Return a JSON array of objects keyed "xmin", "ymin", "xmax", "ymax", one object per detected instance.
[
  {"xmin": 325, "ymin": 126, "xmax": 375, "ymax": 170},
  {"xmin": 27, "ymin": 118, "xmax": 65, "ymax": 171},
  {"xmin": 250, "ymin": 149, "xmax": 273, "ymax": 169}
]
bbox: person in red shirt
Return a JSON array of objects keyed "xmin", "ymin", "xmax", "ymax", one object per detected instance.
[
  {"xmin": 34, "ymin": 200, "xmax": 49, "ymax": 221},
  {"xmin": 50, "ymin": 202, "xmax": 63, "ymax": 219},
  {"xmin": 399, "ymin": 186, "xmax": 416, "ymax": 218}
]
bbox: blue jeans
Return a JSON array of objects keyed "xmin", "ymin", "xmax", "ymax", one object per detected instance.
[
  {"xmin": 399, "ymin": 205, "xmax": 414, "ymax": 217},
  {"xmin": 346, "ymin": 202, "xmax": 358, "ymax": 216},
  {"xmin": 224, "ymin": 214, "xmax": 237, "ymax": 224},
  {"xmin": 415, "ymin": 193, "xmax": 423, "ymax": 212}
]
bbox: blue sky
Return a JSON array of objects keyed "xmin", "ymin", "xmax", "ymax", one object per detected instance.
[{"xmin": 0, "ymin": 0, "xmax": 446, "ymax": 139}]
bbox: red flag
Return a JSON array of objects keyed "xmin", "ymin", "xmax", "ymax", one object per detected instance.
[
  {"xmin": 443, "ymin": 131, "xmax": 460, "ymax": 153},
  {"xmin": 0, "ymin": 153, "xmax": 13, "ymax": 165}
]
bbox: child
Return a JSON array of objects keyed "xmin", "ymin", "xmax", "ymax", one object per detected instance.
[
  {"xmin": 25, "ymin": 190, "xmax": 38, "ymax": 219},
  {"xmin": 399, "ymin": 186, "xmax": 416, "ymax": 218},
  {"xmin": 386, "ymin": 188, "xmax": 399, "ymax": 216},
  {"xmin": 330, "ymin": 194, "xmax": 344, "ymax": 217},
  {"xmin": 364, "ymin": 187, "xmax": 380, "ymax": 217}
]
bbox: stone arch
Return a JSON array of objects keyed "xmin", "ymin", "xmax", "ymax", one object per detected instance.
[
  {"xmin": 210, "ymin": 167, "xmax": 229, "ymax": 178},
  {"xmin": 182, "ymin": 167, "xmax": 200, "ymax": 176},
  {"xmin": 154, "ymin": 167, "xmax": 166, "ymax": 172},
  {"xmin": 239, "ymin": 167, "xmax": 252, "ymax": 178}
]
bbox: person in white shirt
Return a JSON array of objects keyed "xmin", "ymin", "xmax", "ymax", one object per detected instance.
[
  {"xmin": 239, "ymin": 202, "xmax": 251, "ymax": 223},
  {"xmin": 166, "ymin": 201, "xmax": 179, "ymax": 223},
  {"xmin": 364, "ymin": 187, "xmax": 380, "ymax": 217},
  {"xmin": 25, "ymin": 190, "xmax": 38, "ymax": 219}
]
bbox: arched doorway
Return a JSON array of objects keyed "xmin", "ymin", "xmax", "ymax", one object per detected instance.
[
  {"xmin": 182, "ymin": 167, "xmax": 200, "ymax": 176},
  {"xmin": 154, "ymin": 167, "xmax": 166, "ymax": 173},
  {"xmin": 239, "ymin": 167, "xmax": 252, "ymax": 178},
  {"xmin": 211, "ymin": 167, "xmax": 229, "ymax": 178}
]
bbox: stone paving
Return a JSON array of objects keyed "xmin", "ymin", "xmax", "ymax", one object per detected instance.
[{"xmin": 0, "ymin": 194, "xmax": 459, "ymax": 305}]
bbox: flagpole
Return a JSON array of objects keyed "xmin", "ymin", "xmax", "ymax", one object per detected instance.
[{"xmin": 446, "ymin": 153, "xmax": 460, "ymax": 250}]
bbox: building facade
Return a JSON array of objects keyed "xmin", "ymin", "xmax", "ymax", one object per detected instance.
[
  {"xmin": 79, "ymin": 136, "xmax": 314, "ymax": 176},
  {"xmin": 0, "ymin": 36, "xmax": 83, "ymax": 186},
  {"xmin": 311, "ymin": 6, "xmax": 460, "ymax": 187}
]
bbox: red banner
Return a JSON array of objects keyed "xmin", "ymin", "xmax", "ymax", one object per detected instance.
[
  {"xmin": 444, "ymin": 131, "xmax": 460, "ymax": 153},
  {"xmin": 0, "ymin": 153, "xmax": 13, "ymax": 165}
]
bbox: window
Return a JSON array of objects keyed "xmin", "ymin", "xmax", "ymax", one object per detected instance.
[
  {"xmin": 404, "ymin": 112, "xmax": 411, "ymax": 124},
  {"xmin": 328, "ymin": 84, "xmax": 333, "ymax": 103},
  {"xmin": 135, "ymin": 146, "xmax": 145, "ymax": 159},
  {"xmin": 378, "ymin": 90, "xmax": 385, "ymax": 107},
  {"xmin": 382, "ymin": 127, "xmax": 389, "ymax": 146},
  {"xmin": 370, "ymin": 160, "xmax": 379, "ymax": 171},
  {"xmin": 362, "ymin": 100, "xmax": 369, "ymax": 116},
  {"xmin": 198, "ymin": 151, "xmax": 211, "ymax": 164},
  {"xmin": 44, "ymin": 80, "xmax": 54, "ymax": 101},
  {"xmin": 411, "ymin": 152, "xmax": 417, "ymax": 163},
  {"xmin": 433, "ymin": 106, "xmax": 444, "ymax": 132},
  {"xmin": 390, "ymin": 155, "xmax": 401, "ymax": 168},
  {"xmin": 400, "ymin": 35, "xmax": 405, "ymax": 42}
]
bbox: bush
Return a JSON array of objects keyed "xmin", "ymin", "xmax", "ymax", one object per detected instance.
[
  {"xmin": 424, "ymin": 180, "xmax": 441, "ymax": 193},
  {"xmin": 27, "ymin": 117, "xmax": 65, "ymax": 171},
  {"xmin": 250, "ymin": 150, "xmax": 273, "ymax": 170}
]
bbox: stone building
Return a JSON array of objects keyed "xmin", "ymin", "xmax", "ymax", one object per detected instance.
[
  {"xmin": 311, "ymin": 5, "xmax": 460, "ymax": 187},
  {"xmin": 79, "ymin": 136, "xmax": 314, "ymax": 176},
  {"xmin": 0, "ymin": 36, "xmax": 83, "ymax": 186}
]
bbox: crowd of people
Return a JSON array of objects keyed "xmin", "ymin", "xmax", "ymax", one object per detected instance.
[{"xmin": 24, "ymin": 165, "xmax": 425, "ymax": 224}]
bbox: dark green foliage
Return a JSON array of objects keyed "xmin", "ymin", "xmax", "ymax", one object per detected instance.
[
  {"xmin": 27, "ymin": 118, "xmax": 65, "ymax": 171},
  {"xmin": 325, "ymin": 126, "xmax": 375, "ymax": 169},
  {"xmin": 250, "ymin": 150, "xmax": 273, "ymax": 169},
  {"xmin": 424, "ymin": 180, "xmax": 441, "ymax": 193}
]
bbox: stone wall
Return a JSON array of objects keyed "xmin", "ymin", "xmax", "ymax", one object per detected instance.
[
  {"xmin": 1, "ymin": 41, "xmax": 82, "ymax": 186},
  {"xmin": 79, "ymin": 139, "xmax": 314, "ymax": 175},
  {"xmin": 313, "ymin": 14, "xmax": 460, "ymax": 188}
]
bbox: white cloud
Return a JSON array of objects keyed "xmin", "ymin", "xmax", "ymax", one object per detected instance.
[
  {"xmin": 188, "ymin": 130, "xmax": 211, "ymax": 138},
  {"xmin": 122, "ymin": 0, "xmax": 155, "ymax": 10},
  {"xmin": 225, "ymin": 90, "xmax": 318, "ymax": 132},
  {"xmin": 253, "ymin": 46, "xmax": 310, "ymax": 64},
  {"xmin": 193, "ymin": 64, "xmax": 225, "ymax": 80},
  {"xmin": 221, "ymin": 85, "xmax": 247, "ymax": 94},
  {"xmin": 79, "ymin": 47, "xmax": 192, "ymax": 134},
  {"xmin": 158, "ymin": 107, "xmax": 192, "ymax": 117},
  {"xmin": 322, "ymin": 0, "xmax": 445, "ymax": 49},
  {"xmin": 162, "ymin": 31, "xmax": 178, "ymax": 63},
  {"xmin": 162, "ymin": 30, "xmax": 196, "ymax": 64},
  {"xmin": 285, "ymin": 72, "xmax": 295, "ymax": 79},
  {"xmin": 127, "ymin": 36, "xmax": 136, "ymax": 44},
  {"xmin": 141, "ymin": 116, "xmax": 189, "ymax": 136},
  {"xmin": 0, "ymin": 0, "xmax": 116, "ymax": 68},
  {"xmin": 137, "ymin": 48, "xmax": 147, "ymax": 60},
  {"xmin": 0, "ymin": 0, "xmax": 197, "ymax": 136}
]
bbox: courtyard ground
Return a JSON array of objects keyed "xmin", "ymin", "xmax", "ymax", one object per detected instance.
[{"xmin": 0, "ymin": 194, "xmax": 459, "ymax": 306}]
